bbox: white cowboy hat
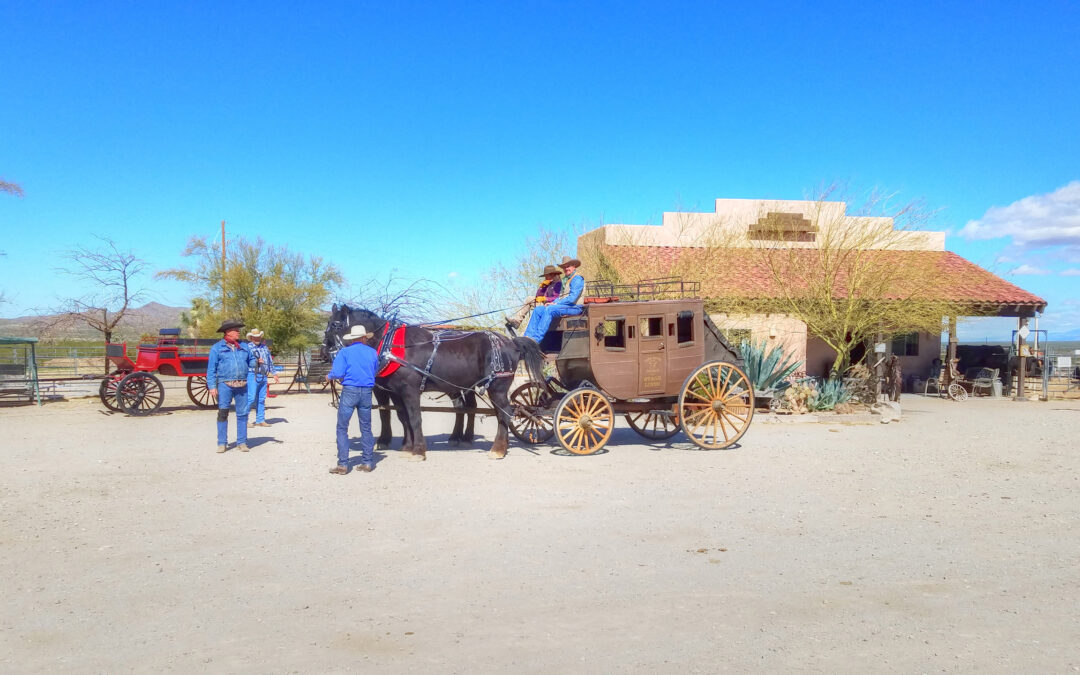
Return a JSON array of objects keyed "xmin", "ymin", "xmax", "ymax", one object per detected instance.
[
  {"xmin": 246, "ymin": 328, "xmax": 264, "ymax": 339},
  {"xmin": 342, "ymin": 325, "xmax": 374, "ymax": 342}
]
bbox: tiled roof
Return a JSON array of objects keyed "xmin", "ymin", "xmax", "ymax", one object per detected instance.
[{"xmin": 599, "ymin": 246, "xmax": 1046, "ymax": 311}]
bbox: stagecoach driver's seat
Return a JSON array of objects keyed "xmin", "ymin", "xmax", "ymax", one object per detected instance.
[{"xmin": 523, "ymin": 255, "xmax": 585, "ymax": 343}]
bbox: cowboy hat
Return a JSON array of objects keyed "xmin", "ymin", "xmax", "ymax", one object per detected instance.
[
  {"xmin": 558, "ymin": 255, "xmax": 581, "ymax": 269},
  {"xmin": 216, "ymin": 319, "xmax": 244, "ymax": 333},
  {"xmin": 342, "ymin": 325, "xmax": 375, "ymax": 342},
  {"xmin": 539, "ymin": 264, "xmax": 563, "ymax": 277},
  {"xmin": 246, "ymin": 328, "xmax": 264, "ymax": 339}
]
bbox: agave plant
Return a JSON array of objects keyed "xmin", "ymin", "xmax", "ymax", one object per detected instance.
[
  {"xmin": 808, "ymin": 375, "xmax": 853, "ymax": 411},
  {"xmin": 739, "ymin": 340, "xmax": 804, "ymax": 394}
]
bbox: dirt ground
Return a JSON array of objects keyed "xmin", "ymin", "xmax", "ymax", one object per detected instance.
[{"xmin": 2, "ymin": 390, "xmax": 1079, "ymax": 673}]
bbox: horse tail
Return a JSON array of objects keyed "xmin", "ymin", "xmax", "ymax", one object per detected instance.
[{"xmin": 512, "ymin": 337, "xmax": 549, "ymax": 392}]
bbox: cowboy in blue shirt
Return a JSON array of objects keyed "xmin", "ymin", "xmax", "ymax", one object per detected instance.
[
  {"xmin": 327, "ymin": 324, "xmax": 379, "ymax": 474},
  {"xmin": 206, "ymin": 318, "xmax": 257, "ymax": 453},
  {"xmin": 523, "ymin": 256, "xmax": 585, "ymax": 343}
]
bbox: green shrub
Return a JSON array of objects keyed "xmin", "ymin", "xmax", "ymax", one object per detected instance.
[{"xmin": 808, "ymin": 375, "xmax": 852, "ymax": 411}]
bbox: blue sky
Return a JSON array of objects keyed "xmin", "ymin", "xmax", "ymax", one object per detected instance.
[{"xmin": 1, "ymin": 1, "xmax": 1078, "ymax": 339}]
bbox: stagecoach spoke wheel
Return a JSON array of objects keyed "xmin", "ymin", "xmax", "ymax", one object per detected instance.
[
  {"xmin": 116, "ymin": 372, "xmax": 165, "ymax": 416},
  {"xmin": 98, "ymin": 371, "xmax": 127, "ymax": 412},
  {"xmin": 554, "ymin": 388, "xmax": 614, "ymax": 455},
  {"xmin": 186, "ymin": 376, "xmax": 216, "ymax": 408},
  {"xmin": 947, "ymin": 383, "xmax": 968, "ymax": 401},
  {"xmin": 678, "ymin": 361, "xmax": 755, "ymax": 449},
  {"xmin": 508, "ymin": 382, "xmax": 555, "ymax": 444},
  {"xmin": 624, "ymin": 410, "xmax": 681, "ymax": 440}
]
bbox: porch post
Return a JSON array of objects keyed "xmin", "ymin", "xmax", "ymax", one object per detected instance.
[
  {"xmin": 1015, "ymin": 316, "xmax": 1028, "ymax": 401},
  {"xmin": 945, "ymin": 316, "xmax": 957, "ymax": 386}
]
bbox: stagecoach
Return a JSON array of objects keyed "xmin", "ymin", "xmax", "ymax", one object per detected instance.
[
  {"xmin": 507, "ymin": 278, "xmax": 754, "ymax": 454},
  {"xmin": 98, "ymin": 329, "xmax": 217, "ymax": 415}
]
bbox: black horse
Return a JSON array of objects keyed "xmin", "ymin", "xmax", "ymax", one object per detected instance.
[{"xmin": 322, "ymin": 304, "xmax": 547, "ymax": 460}]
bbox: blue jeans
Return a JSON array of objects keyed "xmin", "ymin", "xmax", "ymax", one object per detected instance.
[
  {"xmin": 337, "ymin": 385, "xmax": 374, "ymax": 468},
  {"xmin": 216, "ymin": 382, "xmax": 249, "ymax": 446},
  {"xmin": 523, "ymin": 303, "xmax": 584, "ymax": 342},
  {"xmin": 247, "ymin": 373, "xmax": 269, "ymax": 423}
]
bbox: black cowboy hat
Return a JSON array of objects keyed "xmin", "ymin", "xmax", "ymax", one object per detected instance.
[{"xmin": 216, "ymin": 318, "xmax": 245, "ymax": 333}]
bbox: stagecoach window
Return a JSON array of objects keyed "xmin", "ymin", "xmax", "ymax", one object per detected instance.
[
  {"xmin": 640, "ymin": 316, "xmax": 663, "ymax": 338},
  {"xmin": 677, "ymin": 311, "xmax": 694, "ymax": 344},
  {"xmin": 603, "ymin": 319, "xmax": 626, "ymax": 350}
]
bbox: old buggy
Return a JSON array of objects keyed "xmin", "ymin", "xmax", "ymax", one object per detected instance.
[
  {"xmin": 508, "ymin": 278, "xmax": 754, "ymax": 454},
  {"xmin": 98, "ymin": 329, "xmax": 218, "ymax": 415}
]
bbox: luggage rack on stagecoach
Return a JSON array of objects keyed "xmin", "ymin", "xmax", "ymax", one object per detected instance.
[{"xmin": 584, "ymin": 277, "xmax": 701, "ymax": 304}]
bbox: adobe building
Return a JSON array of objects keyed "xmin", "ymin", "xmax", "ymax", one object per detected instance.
[{"xmin": 577, "ymin": 198, "xmax": 1046, "ymax": 380}]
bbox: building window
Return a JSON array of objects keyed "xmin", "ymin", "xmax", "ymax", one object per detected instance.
[
  {"xmin": 891, "ymin": 332, "xmax": 919, "ymax": 356},
  {"xmin": 677, "ymin": 311, "xmax": 694, "ymax": 344},
  {"xmin": 719, "ymin": 328, "xmax": 752, "ymax": 346}
]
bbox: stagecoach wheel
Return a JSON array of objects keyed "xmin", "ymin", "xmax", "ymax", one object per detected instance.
[
  {"xmin": 947, "ymin": 383, "xmax": 968, "ymax": 401},
  {"xmin": 678, "ymin": 361, "xmax": 755, "ymax": 449},
  {"xmin": 624, "ymin": 410, "xmax": 681, "ymax": 440},
  {"xmin": 116, "ymin": 372, "xmax": 165, "ymax": 416},
  {"xmin": 509, "ymin": 382, "xmax": 555, "ymax": 444},
  {"xmin": 98, "ymin": 371, "xmax": 126, "ymax": 412},
  {"xmin": 186, "ymin": 376, "xmax": 216, "ymax": 408},
  {"xmin": 554, "ymin": 388, "xmax": 614, "ymax": 455}
]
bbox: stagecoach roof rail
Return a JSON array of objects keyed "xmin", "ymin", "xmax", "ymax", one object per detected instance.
[{"xmin": 585, "ymin": 277, "xmax": 701, "ymax": 302}]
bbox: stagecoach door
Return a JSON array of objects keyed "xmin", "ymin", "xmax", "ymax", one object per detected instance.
[{"xmin": 637, "ymin": 314, "xmax": 667, "ymax": 395}]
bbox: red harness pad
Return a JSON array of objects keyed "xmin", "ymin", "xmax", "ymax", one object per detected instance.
[{"xmin": 376, "ymin": 324, "xmax": 407, "ymax": 377}]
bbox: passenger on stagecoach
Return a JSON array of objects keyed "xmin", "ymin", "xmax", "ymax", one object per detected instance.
[
  {"xmin": 523, "ymin": 255, "xmax": 584, "ymax": 343},
  {"xmin": 505, "ymin": 264, "xmax": 563, "ymax": 331},
  {"xmin": 206, "ymin": 318, "xmax": 257, "ymax": 453}
]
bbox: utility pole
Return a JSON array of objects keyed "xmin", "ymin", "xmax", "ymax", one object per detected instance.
[{"xmin": 220, "ymin": 220, "xmax": 226, "ymax": 313}]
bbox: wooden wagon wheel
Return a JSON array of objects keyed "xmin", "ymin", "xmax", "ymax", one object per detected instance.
[
  {"xmin": 116, "ymin": 372, "xmax": 165, "ymax": 416},
  {"xmin": 186, "ymin": 376, "xmax": 217, "ymax": 409},
  {"xmin": 554, "ymin": 388, "xmax": 614, "ymax": 455},
  {"xmin": 624, "ymin": 409, "xmax": 681, "ymax": 440},
  {"xmin": 98, "ymin": 370, "xmax": 128, "ymax": 412},
  {"xmin": 508, "ymin": 381, "xmax": 556, "ymax": 444},
  {"xmin": 947, "ymin": 382, "xmax": 968, "ymax": 401},
  {"xmin": 678, "ymin": 361, "xmax": 755, "ymax": 449}
]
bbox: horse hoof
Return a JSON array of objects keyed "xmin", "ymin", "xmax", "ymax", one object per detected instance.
[
  {"xmin": 407, "ymin": 453, "xmax": 426, "ymax": 462},
  {"xmin": 487, "ymin": 450, "xmax": 506, "ymax": 460}
]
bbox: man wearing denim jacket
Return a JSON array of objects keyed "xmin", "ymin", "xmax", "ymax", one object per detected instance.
[{"xmin": 206, "ymin": 319, "xmax": 257, "ymax": 453}]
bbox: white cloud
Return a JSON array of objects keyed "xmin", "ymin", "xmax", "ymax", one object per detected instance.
[
  {"xmin": 1061, "ymin": 269, "xmax": 1080, "ymax": 276},
  {"xmin": 447, "ymin": 271, "xmax": 459, "ymax": 279},
  {"xmin": 1009, "ymin": 264, "xmax": 1050, "ymax": 275},
  {"xmin": 960, "ymin": 181, "xmax": 1080, "ymax": 248}
]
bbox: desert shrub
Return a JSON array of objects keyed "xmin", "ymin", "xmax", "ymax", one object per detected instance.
[{"xmin": 739, "ymin": 340, "xmax": 803, "ymax": 394}]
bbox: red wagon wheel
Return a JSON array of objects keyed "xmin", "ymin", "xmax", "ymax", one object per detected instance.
[
  {"xmin": 98, "ymin": 370, "xmax": 128, "ymax": 412},
  {"xmin": 116, "ymin": 372, "xmax": 165, "ymax": 416},
  {"xmin": 509, "ymin": 381, "xmax": 556, "ymax": 444},
  {"xmin": 186, "ymin": 376, "xmax": 217, "ymax": 408},
  {"xmin": 678, "ymin": 361, "xmax": 754, "ymax": 449}
]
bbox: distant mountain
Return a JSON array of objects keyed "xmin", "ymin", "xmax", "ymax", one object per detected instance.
[
  {"xmin": 1053, "ymin": 328, "xmax": 1080, "ymax": 341},
  {"xmin": 0, "ymin": 302, "xmax": 187, "ymax": 340}
]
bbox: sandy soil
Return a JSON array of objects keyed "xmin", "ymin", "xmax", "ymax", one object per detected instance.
[{"xmin": 2, "ymin": 391, "xmax": 1079, "ymax": 673}]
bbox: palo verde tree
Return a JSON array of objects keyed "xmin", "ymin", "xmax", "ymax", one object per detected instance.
[{"xmin": 157, "ymin": 235, "xmax": 343, "ymax": 353}]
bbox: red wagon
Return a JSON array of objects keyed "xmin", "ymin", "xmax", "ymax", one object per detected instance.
[{"xmin": 99, "ymin": 328, "xmax": 217, "ymax": 415}]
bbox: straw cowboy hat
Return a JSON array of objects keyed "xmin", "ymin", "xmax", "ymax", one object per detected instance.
[
  {"xmin": 558, "ymin": 255, "xmax": 581, "ymax": 269},
  {"xmin": 341, "ymin": 325, "xmax": 375, "ymax": 342},
  {"xmin": 246, "ymin": 328, "xmax": 264, "ymax": 339},
  {"xmin": 539, "ymin": 264, "xmax": 562, "ymax": 277},
  {"xmin": 216, "ymin": 318, "xmax": 244, "ymax": 333}
]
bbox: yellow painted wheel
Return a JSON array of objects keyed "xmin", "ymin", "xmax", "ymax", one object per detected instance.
[
  {"xmin": 624, "ymin": 410, "xmax": 681, "ymax": 440},
  {"xmin": 678, "ymin": 361, "xmax": 754, "ymax": 449},
  {"xmin": 554, "ymin": 388, "xmax": 614, "ymax": 455}
]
